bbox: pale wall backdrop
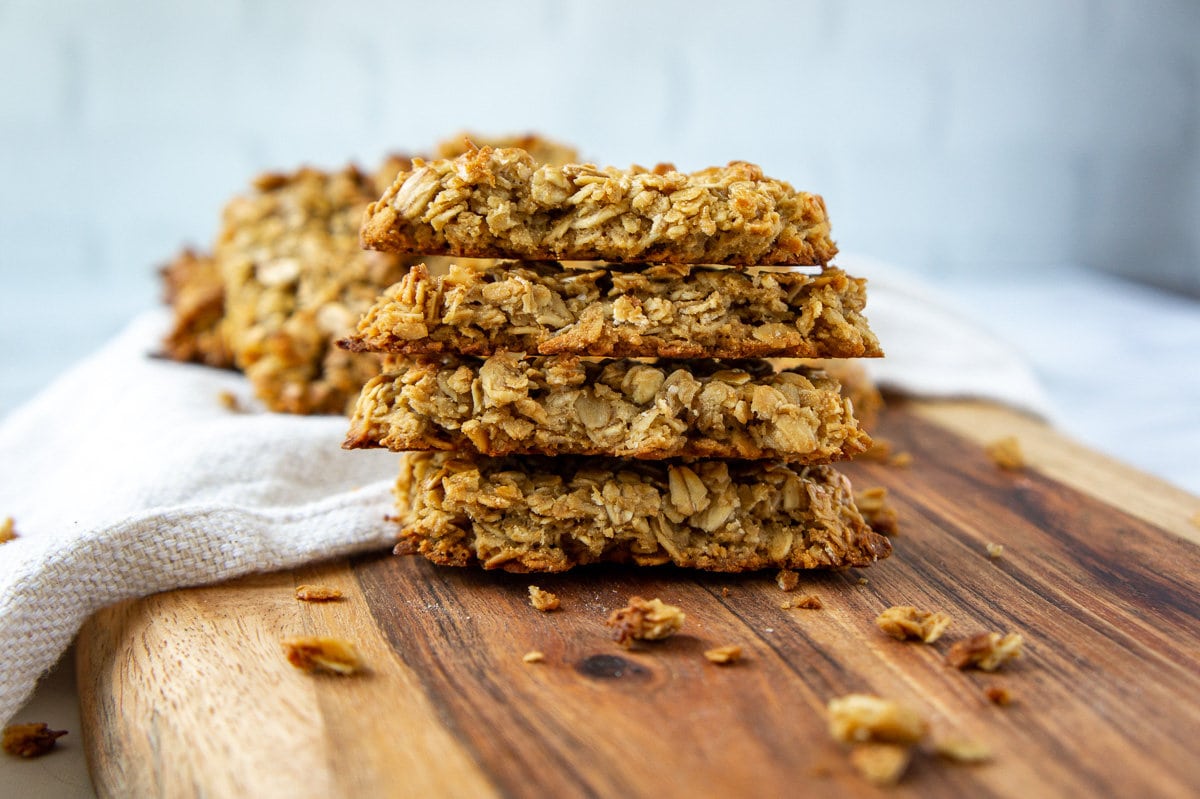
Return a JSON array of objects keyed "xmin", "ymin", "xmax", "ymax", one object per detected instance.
[{"xmin": 2, "ymin": 0, "xmax": 1199, "ymax": 409}]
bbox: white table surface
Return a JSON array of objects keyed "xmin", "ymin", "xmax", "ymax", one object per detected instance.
[{"xmin": 2, "ymin": 263, "xmax": 1198, "ymax": 797}]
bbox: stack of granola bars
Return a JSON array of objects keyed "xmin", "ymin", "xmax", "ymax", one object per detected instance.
[{"xmin": 342, "ymin": 145, "xmax": 892, "ymax": 573}]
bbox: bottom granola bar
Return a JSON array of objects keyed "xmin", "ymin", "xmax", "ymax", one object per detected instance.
[{"xmin": 394, "ymin": 452, "xmax": 892, "ymax": 573}]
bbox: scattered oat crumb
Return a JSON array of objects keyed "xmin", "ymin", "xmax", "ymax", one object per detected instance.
[
  {"xmin": 281, "ymin": 636, "xmax": 362, "ymax": 675},
  {"xmin": 776, "ymin": 569, "xmax": 800, "ymax": 592},
  {"xmin": 704, "ymin": 645, "xmax": 743, "ymax": 665},
  {"xmin": 827, "ymin": 694, "xmax": 928, "ymax": 745},
  {"xmin": 889, "ymin": 451, "xmax": 913, "ymax": 468},
  {"xmin": 721, "ymin": 587, "xmax": 731, "ymax": 598},
  {"xmin": 984, "ymin": 685, "xmax": 1013, "ymax": 705},
  {"xmin": 528, "ymin": 585, "xmax": 560, "ymax": 612},
  {"xmin": 857, "ymin": 577, "xmax": 869, "ymax": 586},
  {"xmin": 986, "ymin": 542, "xmax": 1005, "ymax": 559},
  {"xmin": 217, "ymin": 390, "xmax": 241, "ymax": 412},
  {"xmin": 849, "ymin": 742, "xmax": 913, "ymax": 786},
  {"xmin": 295, "ymin": 584, "xmax": 343, "ymax": 602},
  {"xmin": 876, "ymin": 605, "xmax": 952, "ymax": 643},
  {"xmin": 783, "ymin": 594, "xmax": 824, "ymax": 610},
  {"xmin": 946, "ymin": 632, "xmax": 1024, "ymax": 671},
  {"xmin": 935, "ymin": 738, "xmax": 994, "ymax": 764},
  {"xmin": 606, "ymin": 596, "xmax": 685, "ymax": 647},
  {"xmin": 522, "ymin": 650, "xmax": 545, "ymax": 664},
  {"xmin": 0, "ymin": 517, "xmax": 16, "ymax": 544},
  {"xmin": 2, "ymin": 723, "xmax": 67, "ymax": 758},
  {"xmin": 985, "ymin": 436, "xmax": 1024, "ymax": 470},
  {"xmin": 854, "ymin": 487, "xmax": 899, "ymax": 536}
]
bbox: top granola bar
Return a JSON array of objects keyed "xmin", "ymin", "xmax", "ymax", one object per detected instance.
[{"xmin": 361, "ymin": 146, "xmax": 838, "ymax": 266}]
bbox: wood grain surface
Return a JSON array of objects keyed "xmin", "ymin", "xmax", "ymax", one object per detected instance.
[{"xmin": 76, "ymin": 401, "xmax": 1200, "ymax": 798}]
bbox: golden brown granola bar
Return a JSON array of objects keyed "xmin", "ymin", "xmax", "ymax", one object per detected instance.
[
  {"xmin": 160, "ymin": 248, "xmax": 234, "ymax": 369},
  {"xmin": 393, "ymin": 452, "xmax": 892, "ymax": 573},
  {"xmin": 345, "ymin": 354, "xmax": 871, "ymax": 462},
  {"xmin": 341, "ymin": 262, "xmax": 881, "ymax": 360},
  {"xmin": 215, "ymin": 165, "xmax": 415, "ymax": 414},
  {"xmin": 361, "ymin": 146, "xmax": 837, "ymax": 266}
]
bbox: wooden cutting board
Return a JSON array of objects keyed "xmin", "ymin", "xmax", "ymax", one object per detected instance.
[{"xmin": 75, "ymin": 400, "xmax": 1200, "ymax": 798}]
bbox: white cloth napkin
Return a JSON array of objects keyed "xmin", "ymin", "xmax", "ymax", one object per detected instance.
[{"xmin": 0, "ymin": 257, "xmax": 1051, "ymax": 723}]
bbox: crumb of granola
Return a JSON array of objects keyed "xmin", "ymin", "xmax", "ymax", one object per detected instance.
[
  {"xmin": 849, "ymin": 743, "xmax": 913, "ymax": 786},
  {"xmin": 783, "ymin": 594, "xmax": 824, "ymax": 610},
  {"xmin": 875, "ymin": 605, "xmax": 952, "ymax": 643},
  {"xmin": 935, "ymin": 738, "xmax": 993, "ymax": 764},
  {"xmin": 217, "ymin": 390, "xmax": 241, "ymax": 412},
  {"xmin": 946, "ymin": 632, "xmax": 1024, "ymax": 671},
  {"xmin": 281, "ymin": 636, "xmax": 362, "ymax": 675},
  {"xmin": 528, "ymin": 585, "xmax": 560, "ymax": 612},
  {"xmin": 984, "ymin": 685, "xmax": 1013, "ymax": 705},
  {"xmin": 827, "ymin": 694, "xmax": 927, "ymax": 745},
  {"xmin": 0, "ymin": 516, "xmax": 15, "ymax": 544},
  {"xmin": 522, "ymin": 650, "xmax": 545, "ymax": 664},
  {"xmin": 854, "ymin": 487, "xmax": 899, "ymax": 536},
  {"xmin": 721, "ymin": 587, "xmax": 731, "ymax": 598},
  {"xmin": 776, "ymin": 569, "xmax": 800, "ymax": 592},
  {"xmin": 986, "ymin": 542, "xmax": 1005, "ymax": 559},
  {"xmin": 2, "ymin": 723, "xmax": 67, "ymax": 758},
  {"xmin": 889, "ymin": 451, "xmax": 913, "ymax": 468},
  {"xmin": 704, "ymin": 645, "xmax": 743, "ymax": 665},
  {"xmin": 985, "ymin": 436, "xmax": 1024, "ymax": 470},
  {"xmin": 295, "ymin": 584, "xmax": 343, "ymax": 602},
  {"xmin": 858, "ymin": 577, "xmax": 869, "ymax": 586},
  {"xmin": 606, "ymin": 597, "xmax": 685, "ymax": 647}
]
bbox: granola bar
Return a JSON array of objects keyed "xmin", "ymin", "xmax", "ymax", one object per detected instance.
[
  {"xmin": 160, "ymin": 248, "xmax": 234, "ymax": 369},
  {"xmin": 341, "ymin": 261, "xmax": 881, "ymax": 360},
  {"xmin": 361, "ymin": 146, "xmax": 837, "ymax": 266},
  {"xmin": 215, "ymin": 165, "xmax": 415, "ymax": 414},
  {"xmin": 345, "ymin": 354, "xmax": 871, "ymax": 462},
  {"xmin": 392, "ymin": 452, "xmax": 892, "ymax": 573}
]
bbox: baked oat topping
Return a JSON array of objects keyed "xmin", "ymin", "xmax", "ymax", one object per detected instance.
[
  {"xmin": 875, "ymin": 606, "xmax": 952, "ymax": 643},
  {"xmin": 776, "ymin": 569, "xmax": 800, "ymax": 592},
  {"xmin": 703, "ymin": 645, "xmax": 743, "ymax": 665},
  {"xmin": 827, "ymin": 694, "xmax": 928, "ymax": 745},
  {"xmin": 606, "ymin": 597, "xmax": 685, "ymax": 647},
  {"xmin": 854, "ymin": 486, "xmax": 899, "ymax": 536},
  {"xmin": 0, "ymin": 516, "xmax": 16, "ymax": 544},
  {"xmin": 362, "ymin": 146, "xmax": 837, "ymax": 266},
  {"xmin": 522, "ymin": 650, "xmax": 546, "ymax": 664},
  {"xmin": 946, "ymin": 632, "xmax": 1024, "ymax": 671},
  {"xmin": 528, "ymin": 585, "xmax": 560, "ymax": 611},
  {"xmin": 281, "ymin": 636, "xmax": 362, "ymax": 675},
  {"xmin": 295, "ymin": 584, "xmax": 343, "ymax": 602},
  {"xmin": 342, "ymin": 262, "xmax": 881, "ymax": 360},
  {"xmin": 2, "ymin": 723, "xmax": 67, "ymax": 758},
  {"xmin": 849, "ymin": 742, "xmax": 913, "ymax": 787},
  {"xmin": 347, "ymin": 355, "xmax": 871, "ymax": 463},
  {"xmin": 782, "ymin": 594, "xmax": 823, "ymax": 610},
  {"xmin": 986, "ymin": 436, "xmax": 1025, "ymax": 470},
  {"xmin": 434, "ymin": 133, "xmax": 579, "ymax": 167},
  {"xmin": 393, "ymin": 452, "xmax": 891, "ymax": 573}
]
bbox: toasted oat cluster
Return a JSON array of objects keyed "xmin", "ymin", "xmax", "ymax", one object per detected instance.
[
  {"xmin": 392, "ymin": 452, "xmax": 891, "ymax": 573},
  {"xmin": 281, "ymin": 635, "xmax": 362, "ymax": 675},
  {"xmin": 527, "ymin": 585, "xmax": 560, "ymax": 611},
  {"xmin": 827, "ymin": 694, "xmax": 928, "ymax": 745},
  {"xmin": 343, "ymin": 262, "xmax": 880, "ymax": 360},
  {"xmin": 875, "ymin": 605, "xmax": 952, "ymax": 643},
  {"xmin": 2, "ymin": 723, "xmax": 68, "ymax": 758},
  {"xmin": 946, "ymin": 632, "xmax": 1024, "ymax": 671},
  {"xmin": 294, "ymin": 584, "xmax": 343, "ymax": 602},
  {"xmin": 346, "ymin": 354, "xmax": 870, "ymax": 462},
  {"xmin": 362, "ymin": 146, "xmax": 837, "ymax": 266},
  {"xmin": 704, "ymin": 644, "xmax": 743, "ymax": 665},
  {"xmin": 434, "ymin": 132, "xmax": 579, "ymax": 167},
  {"xmin": 160, "ymin": 248, "xmax": 235, "ymax": 369},
  {"xmin": 214, "ymin": 165, "xmax": 416, "ymax": 414},
  {"xmin": 606, "ymin": 597, "xmax": 686, "ymax": 646}
]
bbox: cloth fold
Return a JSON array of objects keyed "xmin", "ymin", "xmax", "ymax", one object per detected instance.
[{"xmin": 0, "ymin": 256, "xmax": 1050, "ymax": 723}]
